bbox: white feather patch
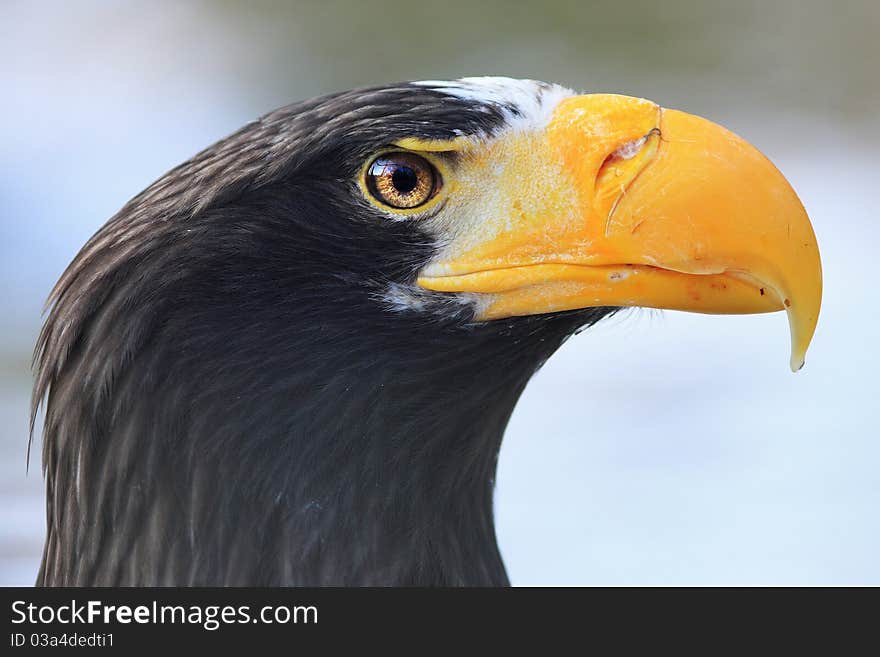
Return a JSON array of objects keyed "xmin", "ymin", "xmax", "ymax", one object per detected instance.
[
  {"xmin": 414, "ymin": 77, "xmax": 573, "ymax": 134},
  {"xmin": 381, "ymin": 282, "xmax": 488, "ymax": 317}
]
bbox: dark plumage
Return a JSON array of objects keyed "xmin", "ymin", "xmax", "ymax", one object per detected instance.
[{"xmin": 32, "ymin": 81, "xmax": 612, "ymax": 585}]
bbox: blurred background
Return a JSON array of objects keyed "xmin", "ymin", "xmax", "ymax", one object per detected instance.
[{"xmin": 2, "ymin": 0, "xmax": 877, "ymax": 585}]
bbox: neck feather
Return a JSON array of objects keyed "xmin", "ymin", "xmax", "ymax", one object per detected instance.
[{"xmin": 37, "ymin": 287, "xmax": 593, "ymax": 585}]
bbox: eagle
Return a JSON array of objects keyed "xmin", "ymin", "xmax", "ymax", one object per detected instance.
[{"xmin": 31, "ymin": 78, "xmax": 822, "ymax": 586}]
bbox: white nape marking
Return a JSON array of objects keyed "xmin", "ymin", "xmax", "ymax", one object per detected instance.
[{"xmin": 415, "ymin": 77, "xmax": 573, "ymax": 134}]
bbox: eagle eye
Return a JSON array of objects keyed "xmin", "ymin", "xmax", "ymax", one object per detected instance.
[{"xmin": 365, "ymin": 152, "xmax": 440, "ymax": 210}]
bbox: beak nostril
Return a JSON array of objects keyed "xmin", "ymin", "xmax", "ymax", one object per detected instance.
[
  {"xmin": 596, "ymin": 128, "xmax": 662, "ymax": 187},
  {"xmin": 595, "ymin": 129, "xmax": 662, "ymax": 235},
  {"xmin": 611, "ymin": 135, "xmax": 648, "ymax": 161},
  {"xmin": 605, "ymin": 128, "xmax": 662, "ymax": 165}
]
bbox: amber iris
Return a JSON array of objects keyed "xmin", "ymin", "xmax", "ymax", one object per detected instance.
[{"xmin": 366, "ymin": 152, "xmax": 439, "ymax": 209}]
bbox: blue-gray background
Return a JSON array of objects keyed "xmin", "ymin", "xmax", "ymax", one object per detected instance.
[{"xmin": 2, "ymin": 0, "xmax": 877, "ymax": 585}]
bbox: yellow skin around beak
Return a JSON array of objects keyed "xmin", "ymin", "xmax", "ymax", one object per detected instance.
[{"xmin": 417, "ymin": 94, "xmax": 822, "ymax": 371}]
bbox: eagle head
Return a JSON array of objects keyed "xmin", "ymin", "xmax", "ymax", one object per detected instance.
[{"xmin": 32, "ymin": 78, "xmax": 821, "ymax": 585}]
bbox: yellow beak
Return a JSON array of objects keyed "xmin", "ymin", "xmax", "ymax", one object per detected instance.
[{"xmin": 417, "ymin": 94, "xmax": 822, "ymax": 371}]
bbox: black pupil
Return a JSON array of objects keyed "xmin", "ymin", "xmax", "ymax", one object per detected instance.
[{"xmin": 391, "ymin": 165, "xmax": 419, "ymax": 194}]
